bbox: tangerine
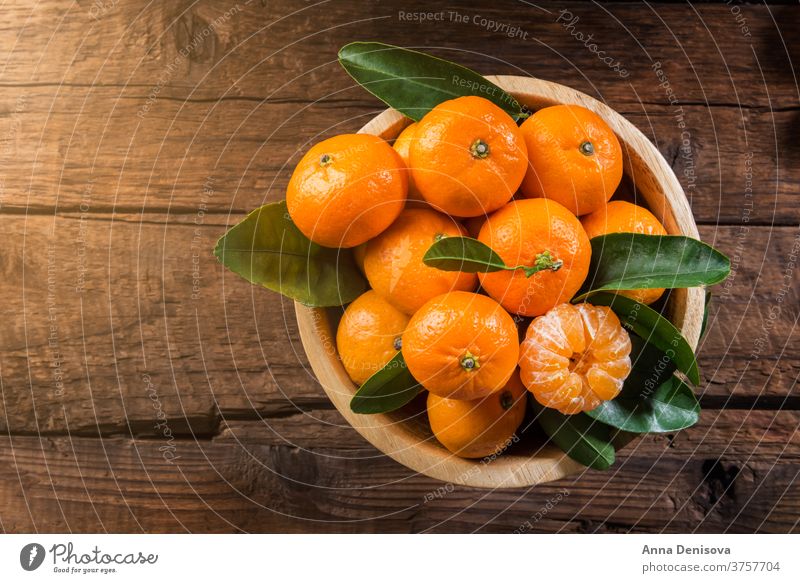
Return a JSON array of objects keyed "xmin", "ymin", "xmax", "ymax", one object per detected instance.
[
  {"xmin": 364, "ymin": 208, "xmax": 477, "ymax": 315},
  {"xmin": 287, "ymin": 133, "xmax": 407, "ymax": 248},
  {"xmin": 403, "ymin": 291, "xmax": 519, "ymax": 400},
  {"xmin": 409, "ymin": 96, "xmax": 527, "ymax": 217},
  {"xmin": 519, "ymin": 105, "xmax": 622, "ymax": 216},
  {"xmin": 478, "ymin": 198, "xmax": 591, "ymax": 317},
  {"xmin": 427, "ymin": 370, "xmax": 527, "ymax": 458},
  {"xmin": 336, "ymin": 290, "xmax": 409, "ymax": 385},
  {"xmin": 580, "ymin": 200, "xmax": 668, "ymax": 305},
  {"xmin": 519, "ymin": 303, "xmax": 632, "ymax": 415}
]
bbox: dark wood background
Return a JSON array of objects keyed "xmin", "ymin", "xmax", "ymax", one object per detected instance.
[{"xmin": 0, "ymin": 0, "xmax": 798, "ymax": 533}]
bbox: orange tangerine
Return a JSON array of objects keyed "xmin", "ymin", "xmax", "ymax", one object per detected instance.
[
  {"xmin": 336, "ymin": 290, "xmax": 409, "ymax": 385},
  {"xmin": 364, "ymin": 208, "xmax": 477, "ymax": 315},
  {"xmin": 403, "ymin": 291, "xmax": 519, "ymax": 401},
  {"xmin": 287, "ymin": 133, "xmax": 407, "ymax": 248},
  {"xmin": 427, "ymin": 371, "xmax": 527, "ymax": 458},
  {"xmin": 409, "ymin": 96, "xmax": 527, "ymax": 217},
  {"xmin": 519, "ymin": 105, "xmax": 623, "ymax": 216},
  {"xmin": 478, "ymin": 199, "xmax": 591, "ymax": 317}
]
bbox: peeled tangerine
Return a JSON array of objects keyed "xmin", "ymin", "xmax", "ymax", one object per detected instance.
[{"xmin": 519, "ymin": 303, "xmax": 632, "ymax": 415}]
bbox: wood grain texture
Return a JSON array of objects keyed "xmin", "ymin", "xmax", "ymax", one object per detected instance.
[
  {"xmin": 1, "ymin": 0, "xmax": 798, "ymax": 532},
  {"xmin": 1, "ymin": 1, "xmax": 797, "ymax": 106},
  {"xmin": 0, "ymin": 86, "xmax": 795, "ymax": 222},
  {"xmin": 0, "ymin": 410, "xmax": 797, "ymax": 533},
  {"xmin": 0, "ymin": 3, "xmax": 798, "ymax": 222}
]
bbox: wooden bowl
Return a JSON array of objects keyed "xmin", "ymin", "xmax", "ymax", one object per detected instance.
[{"xmin": 295, "ymin": 75, "xmax": 705, "ymax": 488}]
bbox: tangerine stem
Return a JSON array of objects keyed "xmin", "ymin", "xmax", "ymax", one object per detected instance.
[
  {"xmin": 460, "ymin": 351, "xmax": 480, "ymax": 371},
  {"xmin": 470, "ymin": 139, "xmax": 490, "ymax": 159},
  {"xmin": 579, "ymin": 141, "xmax": 595, "ymax": 156},
  {"xmin": 507, "ymin": 250, "xmax": 563, "ymax": 277}
]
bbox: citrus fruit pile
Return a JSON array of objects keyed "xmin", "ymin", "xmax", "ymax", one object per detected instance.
[
  {"xmin": 287, "ymin": 95, "xmax": 665, "ymax": 459},
  {"xmin": 215, "ymin": 43, "xmax": 730, "ymax": 472}
]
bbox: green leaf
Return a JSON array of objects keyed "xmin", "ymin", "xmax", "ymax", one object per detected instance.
[
  {"xmin": 577, "ymin": 233, "xmax": 731, "ymax": 299},
  {"xmin": 423, "ymin": 236, "xmax": 563, "ymax": 277},
  {"xmin": 423, "ymin": 236, "xmax": 507, "ymax": 272},
  {"xmin": 586, "ymin": 337, "xmax": 700, "ymax": 433},
  {"xmin": 531, "ymin": 402, "xmax": 616, "ymax": 470},
  {"xmin": 623, "ymin": 335, "xmax": 677, "ymax": 390},
  {"xmin": 585, "ymin": 292, "xmax": 700, "ymax": 385},
  {"xmin": 701, "ymin": 290, "xmax": 712, "ymax": 339},
  {"xmin": 214, "ymin": 201, "xmax": 367, "ymax": 307},
  {"xmin": 350, "ymin": 352, "xmax": 423, "ymax": 414},
  {"xmin": 338, "ymin": 42, "xmax": 525, "ymax": 121},
  {"xmin": 588, "ymin": 376, "xmax": 700, "ymax": 433}
]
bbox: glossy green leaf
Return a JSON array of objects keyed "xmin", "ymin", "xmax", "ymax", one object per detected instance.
[
  {"xmin": 423, "ymin": 236, "xmax": 563, "ymax": 277},
  {"xmin": 622, "ymin": 335, "xmax": 677, "ymax": 390},
  {"xmin": 701, "ymin": 290, "xmax": 712, "ymax": 339},
  {"xmin": 423, "ymin": 236, "xmax": 506, "ymax": 273},
  {"xmin": 350, "ymin": 352, "xmax": 423, "ymax": 414},
  {"xmin": 577, "ymin": 233, "xmax": 731, "ymax": 299},
  {"xmin": 338, "ymin": 42, "xmax": 526, "ymax": 121},
  {"xmin": 586, "ymin": 337, "xmax": 700, "ymax": 433},
  {"xmin": 214, "ymin": 201, "xmax": 367, "ymax": 307},
  {"xmin": 584, "ymin": 292, "xmax": 700, "ymax": 385},
  {"xmin": 531, "ymin": 402, "xmax": 615, "ymax": 470},
  {"xmin": 588, "ymin": 376, "xmax": 699, "ymax": 433}
]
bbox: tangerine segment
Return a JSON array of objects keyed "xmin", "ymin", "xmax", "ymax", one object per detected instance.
[
  {"xmin": 478, "ymin": 199, "xmax": 591, "ymax": 317},
  {"xmin": 519, "ymin": 104, "xmax": 623, "ymax": 216},
  {"xmin": 409, "ymin": 96, "xmax": 527, "ymax": 218},
  {"xmin": 364, "ymin": 208, "xmax": 477, "ymax": 315},
  {"xmin": 519, "ymin": 303, "xmax": 632, "ymax": 415},
  {"xmin": 336, "ymin": 291, "xmax": 410, "ymax": 386},
  {"xmin": 403, "ymin": 291, "xmax": 519, "ymax": 401},
  {"xmin": 580, "ymin": 200, "xmax": 668, "ymax": 305},
  {"xmin": 427, "ymin": 370, "xmax": 527, "ymax": 459},
  {"xmin": 286, "ymin": 133, "xmax": 407, "ymax": 248}
]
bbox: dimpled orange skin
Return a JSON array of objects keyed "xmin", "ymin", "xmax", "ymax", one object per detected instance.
[
  {"xmin": 519, "ymin": 105, "xmax": 623, "ymax": 216},
  {"xmin": 409, "ymin": 96, "xmax": 528, "ymax": 218},
  {"xmin": 427, "ymin": 370, "xmax": 527, "ymax": 458},
  {"xmin": 519, "ymin": 303, "xmax": 632, "ymax": 415},
  {"xmin": 364, "ymin": 208, "xmax": 477, "ymax": 315},
  {"xmin": 403, "ymin": 291, "xmax": 520, "ymax": 401},
  {"xmin": 392, "ymin": 122, "xmax": 426, "ymax": 206},
  {"xmin": 478, "ymin": 199, "xmax": 591, "ymax": 317},
  {"xmin": 580, "ymin": 200, "xmax": 668, "ymax": 305},
  {"xmin": 336, "ymin": 290, "xmax": 410, "ymax": 386},
  {"xmin": 286, "ymin": 134, "xmax": 407, "ymax": 248}
]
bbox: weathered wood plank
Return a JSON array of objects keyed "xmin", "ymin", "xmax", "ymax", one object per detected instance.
[
  {"xmin": 1, "ymin": 1, "xmax": 797, "ymax": 107},
  {"xmin": 0, "ymin": 83, "xmax": 796, "ymax": 222},
  {"xmin": 0, "ymin": 410, "xmax": 797, "ymax": 533},
  {"xmin": 0, "ymin": 214, "xmax": 797, "ymax": 436}
]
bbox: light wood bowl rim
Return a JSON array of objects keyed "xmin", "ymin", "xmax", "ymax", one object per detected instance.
[{"xmin": 294, "ymin": 75, "xmax": 705, "ymax": 489}]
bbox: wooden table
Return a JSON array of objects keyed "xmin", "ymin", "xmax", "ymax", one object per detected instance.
[{"xmin": 1, "ymin": 0, "xmax": 798, "ymax": 533}]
